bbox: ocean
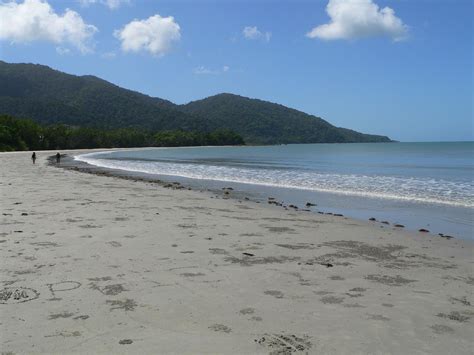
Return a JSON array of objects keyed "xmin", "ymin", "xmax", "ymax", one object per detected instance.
[{"xmin": 75, "ymin": 142, "xmax": 474, "ymax": 239}]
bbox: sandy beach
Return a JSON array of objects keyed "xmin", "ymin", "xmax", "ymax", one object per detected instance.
[{"xmin": 1, "ymin": 150, "xmax": 473, "ymax": 354}]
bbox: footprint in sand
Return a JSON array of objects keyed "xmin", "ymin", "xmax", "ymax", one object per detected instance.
[
  {"xmin": 436, "ymin": 311, "xmax": 471, "ymax": 323},
  {"xmin": 367, "ymin": 313, "xmax": 390, "ymax": 321},
  {"xmin": 208, "ymin": 324, "xmax": 232, "ymax": 333},
  {"xmin": 320, "ymin": 295, "xmax": 344, "ymax": 304},
  {"xmin": 239, "ymin": 307, "xmax": 255, "ymax": 315},
  {"xmin": 264, "ymin": 290, "xmax": 284, "ymax": 299},
  {"xmin": 106, "ymin": 299, "xmax": 137, "ymax": 312},
  {"xmin": 108, "ymin": 241, "xmax": 122, "ymax": 247},
  {"xmin": 49, "ymin": 312, "xmax": 74, "ymax": 320},
  {"xmin": 431, "ymin": 324, "xmax": 454, "ymax": 334},
  {"xmin": 90, "ymin": 283, "xmax": 127, "ymax": 296},
  {"xmin": 255, "ymin": 333, "xmax": 312, "ymax": 353},
  {"xmin": 73, "ymin": 315, "xmax": 89, "ymax": 320}
]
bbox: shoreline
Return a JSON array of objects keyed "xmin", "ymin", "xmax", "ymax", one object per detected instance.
[
  {"xmin": 1, "ymin": 150, "xmax": 473, "ymax": 354},
  {"xmin": 66, "ymin": 150, "xmax": 469, "ymax": 240}
]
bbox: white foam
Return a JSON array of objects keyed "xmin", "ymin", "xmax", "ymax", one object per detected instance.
[{"xmin": 75, "ymin": 152, "xmax": 474, "ymax": 209}]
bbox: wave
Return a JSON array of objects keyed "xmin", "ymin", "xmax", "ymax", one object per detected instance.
[{"xmin": 75, "ymin": 151, "xmax": 474, "ymax": 208}]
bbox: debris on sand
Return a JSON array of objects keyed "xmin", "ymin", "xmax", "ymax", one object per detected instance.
[
  {"xmin": 320, "ymin": 263, "xmax": 334, "ymax": 268},
  {"xmin": 438, "ymin": 233, "xmax": 454, "ymax": 240}
]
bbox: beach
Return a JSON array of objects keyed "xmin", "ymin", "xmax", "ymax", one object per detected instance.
[{"xmin": 1, "ymin": 150, "xmax": 473, "ymax": 354}]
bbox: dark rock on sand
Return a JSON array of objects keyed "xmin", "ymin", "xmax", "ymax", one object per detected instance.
[
  {"xmin": 369, "ymin": 217, "xmax": 377, "ymax": 221},
  {"xmin": 439, "ymin": 233, "xmax": 454, "ymax": 240},
  {"xmin": 419, "ymin": 229, "xmax": 430, "ymax": 233},
  {"xmin": 320, "ymin": 263, "xmax": 334, "ymax": 268},
  {"xmin": 394, "ymin": 224, "xmax": 405, "ymax": 228},
  {"xmin": 305, "ymin": 202, "xmax": 316, "ymax": 207},
  {"xmin": 119, "ymin": 339, "xmax": 133, "ymax": 345},
  {"xmin": 381, "ymin": 221, "xmax": 390, "ymax": 225},
  {"xmin": 243, "ymin": 252, "xmax": 255, "ymax": 257}
]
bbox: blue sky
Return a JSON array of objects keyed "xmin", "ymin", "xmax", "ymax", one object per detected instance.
[{"xmin": 0, "ymin": 0, "xmax": 472, "ymax": 142}]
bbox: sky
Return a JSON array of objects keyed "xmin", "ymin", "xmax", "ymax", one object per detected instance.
[{"xmin": 0, "ymin": 0, "xmax": 472, "ymax": 142}]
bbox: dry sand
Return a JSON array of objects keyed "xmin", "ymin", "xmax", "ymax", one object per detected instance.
[{"xmin": 1, "ymin": 150, "xmax": 473, "ymax": 354}]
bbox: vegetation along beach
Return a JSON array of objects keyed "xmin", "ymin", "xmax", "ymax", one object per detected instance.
[{"xmin": 0, "ymin": 0, "xmax": 472, "ymax": 353}]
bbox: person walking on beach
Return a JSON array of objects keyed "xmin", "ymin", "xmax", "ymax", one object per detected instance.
[
  {"xmin": 55, "ymin": 152, "xmax": 61, "ymax": 164},
  {"xmin": 31, "ymin": 152, "xmax": 36, "ymax": 164}
]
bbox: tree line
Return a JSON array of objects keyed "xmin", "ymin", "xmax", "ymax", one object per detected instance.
[{"xmin": 0, "ymin": 115, "xmax": 245, "ymax": 151}]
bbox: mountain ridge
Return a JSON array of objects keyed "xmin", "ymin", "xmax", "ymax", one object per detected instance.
[{"xmin": 0, "ymin": 61, "xmax": 391, "ymax": 144}]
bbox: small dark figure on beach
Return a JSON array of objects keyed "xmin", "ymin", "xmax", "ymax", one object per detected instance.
[
  {"xmin": 56, "ymin": 152, "xmax": 61, "ymax": 164},
  {"xmin": 31, "ymin": 152, "xmax": 36, "ymax": 164}
]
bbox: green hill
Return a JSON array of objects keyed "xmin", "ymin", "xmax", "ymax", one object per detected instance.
[
  {"xmin": 179, "ymin": 93, "xmax": 391, "ymax": 144},
  {"xmin": 0, "ymin": 61, "xmax": 391, "ymax": 144},
  {"xmin": 0, "ymin": 61, "xmax": 199, "ymax": 131}
]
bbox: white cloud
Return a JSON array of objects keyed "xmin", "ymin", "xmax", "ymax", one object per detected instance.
[
  {"xmin": 114, "ymin": 14, "xmax": 181, "ymax": 57},
  {"xmin": 78, "ymin": 0, "xmax": 130, "ymax": 10},
  {"xmin": 307, "ymin": 0, "xmax": 408, "ymax": 41},
  {"xmin": 0, "ymin": 0, "xmax": 97, "ymax": 53},
  {"xmin": 243, "ymin": 26, "xmax": 271, "ymax": 42},
  {"xmin": 193, "ymin": 65, "xmax": 230, "ymax": 75}
]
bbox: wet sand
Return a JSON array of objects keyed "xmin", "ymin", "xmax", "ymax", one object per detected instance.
[{"xmin": 1, "ymin": 150, "xmax": 473, "ymax": 354}]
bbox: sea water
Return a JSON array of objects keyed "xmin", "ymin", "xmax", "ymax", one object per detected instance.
[{"xmin": 76, "ymin": 142, "xmax": 474, "ymax": 239}]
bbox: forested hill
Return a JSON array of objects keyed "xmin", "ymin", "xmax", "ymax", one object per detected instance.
[
  {"xmin": 0, "ymin": 61, "xmax": 199, "ymax": 131},
  {"xmin": 179, "ymin": 93, "xmax": 391, "ymax": 144},
  {"xmin": 0, "ymin": 61, "xmax": 391, "ymax": 144}
]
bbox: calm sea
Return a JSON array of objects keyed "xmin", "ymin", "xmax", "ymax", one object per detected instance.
[{"xmin": 75, "ymin": 142, "xmax": 474, "ymax": 239}]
